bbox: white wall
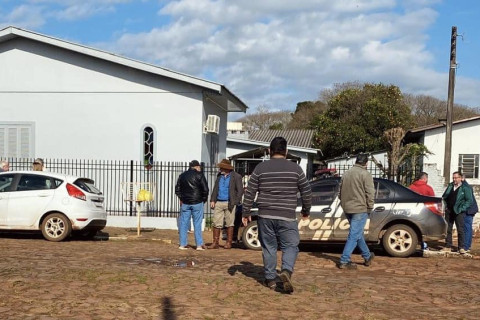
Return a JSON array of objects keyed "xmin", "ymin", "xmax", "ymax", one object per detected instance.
[
  {"xmin": 0, "ymin": 37, "xmax": 221, "ymax": 163},
  {"xmin": 423, "ymin": 119, "xmax": 480, "ymax": 184}
]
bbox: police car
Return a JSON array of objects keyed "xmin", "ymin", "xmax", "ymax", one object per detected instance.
[{"xmin": 241, "ymin": 178, "xmax": 447, "ymax": 257}]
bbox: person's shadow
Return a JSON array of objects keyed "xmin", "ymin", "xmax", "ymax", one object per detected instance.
[{"xmin": 227, "ymin": 261, "xmax": 288, "ymax": 293}]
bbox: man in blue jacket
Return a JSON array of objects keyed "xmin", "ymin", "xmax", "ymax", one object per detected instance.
[
  {"xmin": 462, "ymin": 176, "xmax": 478, "ymax": 253},
  {"xmin": 442, "ymin": 171, "xmax": 473, "ymax": 254}
]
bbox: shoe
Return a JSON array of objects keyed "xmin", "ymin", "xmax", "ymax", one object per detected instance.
[
  {"xmin": 196, "ymin": 245, "xmax": 206, "ymax": 251},
  {"xmin": 337, "ymin": 261, "xmax": 357, "ymax": 270},
  {"xmin": 178, "ymin": 246, "xmax": 188, "ymax": 250},
  {"xmin": 364, "ymin": 252, "xmax": 374, "ymax": 267},
  {"xmin": 459, "ymin": 248, "xmax": 467, "ymax": 254},
  {"xmin": 279, "ymin": 269, "xmax": 294, "ymax": 294},
  {"xmin": 441, "ymin": 247, "xmax": 452, "ymax": 252},
  {"xmin": 263, "ymin": 279, "xmax": 277, "ymax": 290}
]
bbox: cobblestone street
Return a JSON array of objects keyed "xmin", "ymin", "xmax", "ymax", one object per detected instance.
[{"xmin": 1, "ymin": 228, "xmax": 479, "ymax": 320}]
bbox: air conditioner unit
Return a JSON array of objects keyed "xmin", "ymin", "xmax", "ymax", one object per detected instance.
[{"xmin": 204, "ymin": 115, "xmax": 220, "ymax": 134}]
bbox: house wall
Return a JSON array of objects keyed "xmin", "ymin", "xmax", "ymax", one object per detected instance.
[
  {"xmin": 423, "ymin": 119, "xmax": 480, "ymax": 185},
  {"xmin": 0, "ymin": 37, "xmax": 225, "ymax": 163}
]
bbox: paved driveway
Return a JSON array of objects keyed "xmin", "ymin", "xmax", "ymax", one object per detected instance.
[{"xmin": 0, "ymin": 228, "xmax": 479, "ymax": 320}]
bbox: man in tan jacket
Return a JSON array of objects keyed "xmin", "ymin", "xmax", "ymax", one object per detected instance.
[{"xmin": 337, "ymin": 153, "xmax": 375, "ymax": 269}]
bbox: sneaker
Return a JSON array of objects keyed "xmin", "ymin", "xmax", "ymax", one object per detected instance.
[
  {"xmin": 196, "ymin": 245, "xmax": 206, "ymax": 251},
  {"xmin": 441, "ymin": 247, "xmax": 452, "ymax": 252},
  {"xmin": 178, "ymin": 246, "xmax": 188, "ymax": 250},
  {"xmin": 337, "ymin": 261, "xmax": 357, "ymax": 270},
  {"xmin": 364, "ymin": 252, "xmax": 375, "ymax": 267},
  {"xmin": 279, "ymin": 269, "xmax": 294, "ymax": 294},
  {"xmin": 263, "ymin": 279, "xmax": 277, "ymax": 290},
  {"xmin": 459, "ymin": 248, "xmax": 467, "ymax": 254}
]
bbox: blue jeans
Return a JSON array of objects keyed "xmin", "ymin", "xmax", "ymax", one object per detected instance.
[
  {"xmin": 179, "ymin": 202, "xmax": 204, "ymax": 247},
  {"xmin": 340, "ymin": 213, "xmax": 371, "ymax": 264},
  {"xmin": 257, "ymin": 217, "xmax": 299, "ymax": 280},
  {"xmin": 464, "ymin": 214, "xmax": 474, "ymax": 250}
]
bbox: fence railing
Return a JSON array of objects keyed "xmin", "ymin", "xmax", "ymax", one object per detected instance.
[
  {"xmin": 1, "ymin": 158, "xmax": 220, "ymax": 219},
  {"xmin": 1, "ymin": 156, "xmax": 421, "ymax": 219}
]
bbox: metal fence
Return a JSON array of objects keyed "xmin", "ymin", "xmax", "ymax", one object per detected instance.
[
  {"xmin": 1, "ymin": 158, "xmax": 220, "ymax": 219},
  {"xmin": 1, "ymin": 156, "xmax": 420, "ymax": 219}
]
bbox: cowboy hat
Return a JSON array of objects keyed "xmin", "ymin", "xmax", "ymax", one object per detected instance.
[{"xmin": 217, "ymin": 159, "xmax": 234, "ymax": 170}]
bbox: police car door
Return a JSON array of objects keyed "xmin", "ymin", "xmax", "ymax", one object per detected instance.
[
  {"xmin": 332, "ymin": 179, "xmax": 393, "ymax": 240},
  {"xmin": 298, "ymin": 180, "xmax": 341, "ymax": 241}
]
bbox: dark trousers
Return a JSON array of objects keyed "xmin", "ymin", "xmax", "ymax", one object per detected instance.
[{"xmin": 445, "ymin": 208, "xmax": 465, "ymax": 249}]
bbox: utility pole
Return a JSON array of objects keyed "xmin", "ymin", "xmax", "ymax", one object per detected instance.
[{"xmin": 443, "ymin": 26, "xmax": 457, "ymax": 185}]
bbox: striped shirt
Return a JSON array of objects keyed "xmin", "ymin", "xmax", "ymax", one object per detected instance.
[{"xmin": 242, "ymin": 158, "xmax": 312, "ymax": 221}]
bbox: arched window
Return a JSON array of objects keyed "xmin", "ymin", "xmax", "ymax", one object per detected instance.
[{"xmin": 143, "ymin": 126, "xmax": 154, "ymax": 169}]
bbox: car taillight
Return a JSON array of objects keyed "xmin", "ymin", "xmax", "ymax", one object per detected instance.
[
  {"xmin": 425, "ymin": 202, "xmax": 443, "ymax": 216},
  {"xmin": 66, "ymin": 183, "xmax": 86, "ymax": 201}
]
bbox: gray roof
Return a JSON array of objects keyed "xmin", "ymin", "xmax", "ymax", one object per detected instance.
[
  {"xmin": 247, "ymin": 130, "xmax": 315, "ymax": 149},
  {"xmin": 0, "ymin": 26, "xmax": 247, "ymax": 113}
]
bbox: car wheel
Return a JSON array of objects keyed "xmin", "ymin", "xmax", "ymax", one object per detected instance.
[
  {"xmin": 241, "ymin": 221, "xmax": 261, "ymax": 250},
  {"xmin": 382, "ymin": 224, "xmax": 418, "ymax": 257},
  {"xmin": 41, "ymin": 213, "xmax": 72, "ymax": 242}
]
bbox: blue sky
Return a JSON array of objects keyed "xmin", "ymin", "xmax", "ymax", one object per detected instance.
[{"xmin": 1, "ymin": 0, "xmax": 480, "ymax": 117}]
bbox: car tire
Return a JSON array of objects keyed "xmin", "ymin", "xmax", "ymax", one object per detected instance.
[
  {"xmin": 41, "ymin": 213, "xmax": 72, "ymax": 242},
  {"xmin": 382, "ymin": 224, "xmax": 418, "ymax": 257},
  {"xmin": 241, "ymin": 220, "xmax": 261, "ymax": 250}
]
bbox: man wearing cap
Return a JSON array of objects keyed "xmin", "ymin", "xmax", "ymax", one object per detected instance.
[
  {"xmin": 175, "ymin": 160, "xmax": 209, "ymax": 250},
  {"xmin": 32, "ymin": 158, "xmax": 45, "ymax": 171},
  {"xmin": 337, "ymin": 153, "xmax": 375, "ymax": 269},
  {"xmin": 209, "ymin": 159, "xmax": 243, "ymax": 249}
]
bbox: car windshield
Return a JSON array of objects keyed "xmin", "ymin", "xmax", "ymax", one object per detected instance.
[{"xmin": 74, "ymin": 178, "xmax": 102, "ymax": 195}]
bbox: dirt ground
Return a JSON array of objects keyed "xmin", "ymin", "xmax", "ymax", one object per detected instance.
[{"xmin": 1, "ymin": 228, "xmax": 480, "ymax": 320}]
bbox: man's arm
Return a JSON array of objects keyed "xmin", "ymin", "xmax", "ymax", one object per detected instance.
[
  {"xmin": 200, "ymin": 175, "xmax": 209, "ymax": 203},
  {"xmin": 365, "ymin": 175, "xmax": 375, "ymax": 211},
  {"xmin": 297, "ymin": 170, "xmax": 312, "ymax": 215},
  {"xmin": 175, "ymin": 176, "xmax": 182, "ymax": 199},
  {"xmin": 242, "ymin": 172, "xmax": 259, "ymax": 217}
]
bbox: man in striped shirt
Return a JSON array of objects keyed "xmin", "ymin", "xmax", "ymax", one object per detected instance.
[{"xmin": 242, "ymin": 137, "xmax": 312, "ymax": 293}]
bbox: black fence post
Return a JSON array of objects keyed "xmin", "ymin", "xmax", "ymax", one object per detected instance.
[{"xmin": 129, "ymin": 160, "xmax": 134, "ymax": 217}]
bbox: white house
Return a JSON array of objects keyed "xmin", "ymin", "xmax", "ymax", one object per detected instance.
[
  {"xmin": 406, "ymin": 116, "xmax": 480, "ymax": 186},
  {"xmin": 0, "ymin": 26, "xmax": 248, "ymax": 230},
  {"xmin": 0, "ymin": 26, "xmax": 247, "ymax": 165}
]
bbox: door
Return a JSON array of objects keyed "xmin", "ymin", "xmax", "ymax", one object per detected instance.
[
  {"xmin": 298, "ymin": 180, "xmax": 340, "ymax": 241},
  {"xmin": 0, "ymin": 174, "xmax": 15, "ymax": 226},
  {"xmin": 7, "ymin": 174, "xmax": 55, "ymax": 227}
]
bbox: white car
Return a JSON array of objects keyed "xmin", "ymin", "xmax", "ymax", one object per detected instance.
[{"xmin": 0, "ymin": 171, "xmax": 107, "ymax": 241}]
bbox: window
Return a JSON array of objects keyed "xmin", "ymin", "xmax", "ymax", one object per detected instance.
[
  {"xmin": 0, "ymin": 174, "xmax": 14, "ymax": 192},
  {"xmin": 459, "ymin": 154, "xmax": 479, "ymax": 179},
  {"xmin": 210, "ymin": 134, "xmax": 219, "ymax": 164},
  {"xmin": 310, "ymin": 183, "xmax": 339, "ymax": 205},
  {"xmin": 0, "ymin": 123, "xmax": 34, "ymax": 158},
  {"xmin": 17, "ymin": 174, "xmax": 53, "ymax": 191},
  {"xmin": 374, "ymin": 181, "xmax": 393, "ymax": 202},
  {"xmin": 143, "ymin": 126, "xmax": 154, "ymax": 169}
]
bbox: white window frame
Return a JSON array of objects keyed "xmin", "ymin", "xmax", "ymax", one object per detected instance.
[
  {"xmin": 0, "ymin": 122, "xmax": 35, "ymax": 158},
  {"xmin": 458, "ymin": 154, "xmax": 479, "ymax": 179}
]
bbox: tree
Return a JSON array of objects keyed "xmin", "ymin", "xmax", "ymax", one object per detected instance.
[
  {"xmin": 312, "ymin": 83, "xmax": 413, "ymax": 159},
  {"xmin": 237, "ymin": 105, "xmax": 291, "ymax": 131},
  {"xmin": 288, "ymin": 100, "xmax": 327, "ymax": 129},
  {"xmin": 404, "ymin": 94, "xmax": 480, "ymax": 127}
]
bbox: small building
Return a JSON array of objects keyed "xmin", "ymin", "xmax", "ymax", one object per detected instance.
[{"xmin": 227, "ymin": 128, "xmax": 319, "ymax": 178}]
